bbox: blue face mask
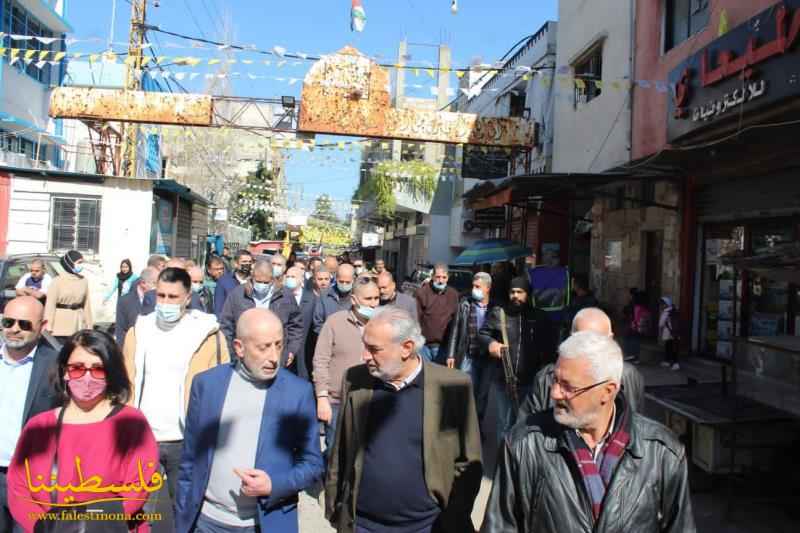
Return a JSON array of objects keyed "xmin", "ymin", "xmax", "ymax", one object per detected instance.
[
  {"xmin": 73, "ymin": 265, "xmax": 83, "ymax": 274},
  {"xmin": 433, "ymin": 281, "xmax": 447, "ymax": 291},
  {"xmin": 471, "ymin": 288, "xmax": 484, "ymax": 301},
  {"xmin": 357, "ymin": 305, "xmax": 375, "ymax": 320},
  {"xmin": 155, "ymin": 303, "xmax": 183, "ymax": 323},
  {"xmin": 338, "ymin": 282, "xmax": 353, "ymax": 294},
  {"xmin": 253, "ymin": 282, "xmax": 272, "ymax": 295},
  {"xmin": 285, "ymin": 277, "xmax": 299, "ymax": 290}
]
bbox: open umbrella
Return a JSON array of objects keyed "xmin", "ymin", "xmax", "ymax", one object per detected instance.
[{"xmin": 453, "ymin": 239, "xmax": 532, "ymax": 266}]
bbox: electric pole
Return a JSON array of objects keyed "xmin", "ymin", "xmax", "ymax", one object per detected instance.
[{"xmin": 122, "ymin": 0, "xmax": 147, "ymax": 177}]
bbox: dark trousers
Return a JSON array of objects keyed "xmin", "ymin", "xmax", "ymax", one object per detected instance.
[
  {"xmin": 158, "ymin": 441, "xmax": 183, "ymax": 501},
  {"xmin": 665, "ymin": 339, "xmax": 677, "ymax": 364},
  {"xmin": 0, "ymin": 469, "xmax": 16, "ymax": 533},
  {"xmin": 324, "ymin": 403, "xmax": 341, "ymax": 454},
  {"xmin": 193, "ymin": 513, "xmax": 260, "ymax": 532},
  {"xmin": 355, "ymin": 520, "xmax": 433, "ymax": 533}
]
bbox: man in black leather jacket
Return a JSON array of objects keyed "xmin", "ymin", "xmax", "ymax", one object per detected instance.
[
  {"xmin": 481, "ymin": 331, "xmax": 695, "ymax": 533},
  {"xmin": 478, "ymin": 276, "xmax": 557, "ymax": 445},
  {"xmin": 519, "ymin": 307, "xmax": 645, "ymax": 418}
]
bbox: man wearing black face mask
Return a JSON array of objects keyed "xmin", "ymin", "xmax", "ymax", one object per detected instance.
[
  {"xmin": 479, "ymin": 275, "xmax": 557, "ymax": 446},
  {"xmin": 214, "ymin": 250, "xmax": 253, "ymax": 318}
]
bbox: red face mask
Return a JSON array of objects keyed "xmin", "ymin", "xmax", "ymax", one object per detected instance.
[{"xmin": 67, "ymin": 373, "xmax": 107, "ymax": 402}]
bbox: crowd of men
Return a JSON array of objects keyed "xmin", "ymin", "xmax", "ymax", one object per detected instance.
[{"xmin": 0, "ymin": 250, "xmax": 695, "ymax": 533}]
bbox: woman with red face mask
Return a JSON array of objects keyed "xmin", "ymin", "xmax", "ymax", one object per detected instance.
[{"xmin": 7, "ymin": 330, "xmax": 159, "ymax": 532}]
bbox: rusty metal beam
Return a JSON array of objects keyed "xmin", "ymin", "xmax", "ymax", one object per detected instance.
[{"xmin": 49, "ymin": 87, "xmax": 213, "ymax": 126}]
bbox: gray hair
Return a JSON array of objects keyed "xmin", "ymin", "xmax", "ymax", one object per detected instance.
[
  {"xmin": 253, "ymin": 258, "xmax": 272, "ymax": 274},
  {"xmin": 30, "ymin": 258, "xmax": 45, "ymax": 268},
  {"xmin": 433, "ymin": 262, "xmax": 449, "ymax": 275},
  {"xmin": 371, "ymin": 306, "xmax": 426, "ymax": 353},
  {"xmin": 473, "ymin": 271, "xmax": 492, "ymax": 286},
  {"xmin": 353, "ymin": 278, "xmax": 378, "ymax": 297},
  {"xmin": 271, "ymin": 254, "xmax": 287, "ymax": 266},
  {"xmin": 139, "ymin": 267, "xmax": 158, "ymax": 283},
  {"xmin": 570, "ymin": 307, "xmax": 613, "ymax": 336},
  {"xmin": 558, "ymin": 331, "xmax": 623, "ymax": 384}
]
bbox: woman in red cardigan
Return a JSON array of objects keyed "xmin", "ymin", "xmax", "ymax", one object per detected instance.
[{"xmin": 8, "ymin": 330, "xmax": 159, "ymax": 532}]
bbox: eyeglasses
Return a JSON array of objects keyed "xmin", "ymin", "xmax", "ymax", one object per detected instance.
[
  {"xmin": 66, "ymin": 364, "xmax": 107, "ymax": 380},
  {"xmin": 549, "ymin": 371, "xmax": 609, "ymax": 399},
  {"xmin": 1, "ymin": 317, "xmax": 34, "ymax": 331}
]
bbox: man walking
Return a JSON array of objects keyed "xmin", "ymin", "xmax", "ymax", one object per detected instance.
[
  {"xmin": 414, "ymin": 263, "xmax": 459, "ymax": 363},
  {"xmin": 115, "ymin": 267, "xmax": 157, "ymax": 346},
  {"xmin": 175, "ymin": 309, "xmax": 323, "ymax": 533},
  {"xmin": 370, "ymin": 259, "xmax": 386, "ymax": 276},
  {"xmin": 204, "ymin": 256, "xmax": 226, "ymax": 306},
  {"xmin": 286, "ymin": 266, "xmax": 317, "ymax": 380},
  {"xmin": 479, "ymin": 276, "xmax": 557, "ymax": 442},
  {"xmin": 326, "ymin": 306, "xmax": 482, "ymax": 533},
  {"xmin": 376, "ymin": 271, "xmax": 417, "ymax": 320},
  {"xmin": 141, "ymin": 258, "xmax": 204, "ymax": 314},
  {"xmin": 0, "ymin": 296, "xmax": 59, "ymax": 532},
  {"xmin": 520, "ymin": 307, "xmax": 645, "ymax": 417},
  {"xmin": 481, "ymin": 331, "xmax": 695, "ymax": 533},
  {"xmin": 313, "ymin": 263, "xmax": 355, "ymax": 334},
  {"xmin": 214, "ymin": 250, "xmax": 254, "ymax": 317},
  {"xmin": 312, "ymin": 269, "xmax": 332, "ymax": 297},
  {"xmin": 123, "ymin": 267, "xmax": 229, "ymax": 505},
  {"xmin": 189, "ymin": 266, "xmax": 214, "ymax": 314},
  {"xmin": 14, "ymin": 259, "xmax": 52, "ymax": 301},
  {"xmin": 219, "ymin": 260, "xmax": 302, "ymax": 368},
  {"xmin": 313, "ymin": 279, "xmax": 379, "ymax": 452}
]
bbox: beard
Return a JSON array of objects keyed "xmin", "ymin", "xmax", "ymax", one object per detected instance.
[
  {"xmin": 367, "ymin": 357, "xmax": 405, "ymax": 383},
  {"xmin": 0, "ymin": 331, "xmax": 35, "ymax": 349},
  {"xmin": 553, "ymin": 402, "xmax": 602, "ymax": 430}
]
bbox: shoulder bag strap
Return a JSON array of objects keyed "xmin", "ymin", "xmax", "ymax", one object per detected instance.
[
  {"xmin": 215, "ymin": 331, "xmax": 221, "ymax": 365},
  {"xmin": 47, "ymin": 407, "xmax": 67, "ymax": 504},
  {"xmin": 499, "ymin": 308, "xmax": 509, "ymax": 347}
]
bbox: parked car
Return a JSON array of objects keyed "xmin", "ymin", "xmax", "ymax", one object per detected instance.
[
  {"xmin": 0, "ymin": 254, "xmax": 114, "ymax": 332},
  {"xmin": 401, "ymin": 264, "xmax": 474, "ymax": 297}
]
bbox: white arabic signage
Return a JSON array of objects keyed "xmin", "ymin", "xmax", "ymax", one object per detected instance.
[{"xmin": 691, "ymin": 80, "xmax": 766, "ymax": 122}]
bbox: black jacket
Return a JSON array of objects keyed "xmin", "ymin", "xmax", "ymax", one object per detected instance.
[
  {"xmin": 295, "ymin": 287, "xmax": 318, "ymax": 380},
  {"xmin": 219, "ymin": 283, "xmax": 303, "ymax": 365},
  {"xmin": 481, "ymin": 403, "xmax": 695, "ymax": 533},
  {"xmin": 478, "ymin": 304, "xmax": 557, "ymax": 387},
  {"xmin": 519, "ymin": 361, "xmax": 646, "ymax": 418},
  {"xmin": 446, "ymin": 297, "xmax": 491, "ymax": 369},
  {"xmin": 115, "ymin": 283, "xmax": 142, "ymax": 346},
  {"xmin": 22, "ymin": 339, "xmax": 61, "ymax": 425}
]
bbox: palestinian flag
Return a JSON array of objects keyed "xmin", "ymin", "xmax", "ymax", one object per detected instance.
[{"xmin": 351, "ymin": 0, "xmax": 366, "ymax": 32}]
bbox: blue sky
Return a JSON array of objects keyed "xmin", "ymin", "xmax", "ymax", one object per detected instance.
[{"xmin": 66, "ymin": 0, "xmax": 557, "ymax": 216}]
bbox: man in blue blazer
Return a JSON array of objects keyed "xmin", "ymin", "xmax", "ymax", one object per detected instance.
[{"xmin": 175, "ymin": 308, "xmax": 324, "ymax": 533}]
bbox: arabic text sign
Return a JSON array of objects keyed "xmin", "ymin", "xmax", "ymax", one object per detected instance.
[{"xmin": 667, "ymin": 0, "xmax": 800, "ymax": 142}]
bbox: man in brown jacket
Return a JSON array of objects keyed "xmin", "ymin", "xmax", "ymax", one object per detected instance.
[
  {"xmin": 414, "ymin": 263, "xmax": 459, "ymax": 364},
  {"xmin": 123, "ymin": 267, "xmax": 229, "ymax": 505},
  {"xmin": 326, "ymin": 305, "xmax": 482, "ymax": 533},
  {"xmin": 313, "ymin": 279, "xmax": 380, "ymax": 452}
]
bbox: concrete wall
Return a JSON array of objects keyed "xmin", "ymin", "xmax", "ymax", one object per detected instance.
[
  {"xmin": 554, "ymin": 0, "xmax": 632, "ymax": 173},
  {"xmin": 633, "ymin": 0, "xmax": 780, "ymax": 159},
  {"xmin": 590, "ymin": 181, "xmax": 681, "ymax": 315}
]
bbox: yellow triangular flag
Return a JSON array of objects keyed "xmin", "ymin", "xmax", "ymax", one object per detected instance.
[
  {"xmin": 53, "ymin": 51, "xmax": 66, "ymax": 61},
  {"xmin": 0, "ymin": 48, "xmax": 6, "ymax": 57},
  {"xmin": 156, "ymin": 55, "xmax": 168, "ymax": 65},
  {"xmin": 124, "ymin": 56, "xmax": 137, "ymax": 66},
  {"xmin": 381, "ymin": 142, "xmax": 389, "ymax": 150},
  {"xmin": 24, "ymin": 49, "xmax": 36, "ymax": 60},
  {"xmin": 337, "ymin": 141, "xmax": 345, "ymax": 149},
  {"xmin": 208, "ymin": 58, "xmax": 220, "ymax": 65},
  {"xmin": 426, "ymin": 68, "xmax": 435, "ymax": 79},
  {"xmin": 594, "ymin": 79, "xmax": 604, "ymax": 90},
  {"xmin": 141, "ymin": 56, "xmax": 151, "ymax": 66},
  {"xmin": 104, "ymin": 52, "xmax": 118, "ymax": 62},
  {"xmin": 575, "ymin": 78, "xmax": 586, "ymax": 89},
  {"xmin": 10, "ymin": 48, "xmax": 20, "ymax": 58},
  {"xmin": 89, "ymin": 53, "xmax": 100, "ymax": 63},
  {"xmin": 456, "ymin": 70, "xmax": 465, "ymax": 79},
  {"xmin": 611, "ymin": 80, "xmax": 623, "ymax": 91},
  {"xmin": 523, "ymin": 74, "xmax": 530, "ymax": 81},
  {"xmin": 413, "ymin": 68, "xmax": 419, "ymax": 77},
  {"xmin": 718, "ymin": 9, "xmax": 729, "ymax": 36}
]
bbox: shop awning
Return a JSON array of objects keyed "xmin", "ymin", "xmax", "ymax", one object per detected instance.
[
  {"xmin": 722, "ymin": 242, "xmax": 800, "ymax": 284},
  {"xmin": 464, "ymin": 172, "xmax": 633, "ymax": 210},
  {"xmin": 153, "ymin": 179, "xmax": 212, "ymax": 206}
]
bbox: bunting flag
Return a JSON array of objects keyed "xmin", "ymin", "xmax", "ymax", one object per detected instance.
[{"xmin": 351, "ymin": 0, "xmax": 366, "ymax": 32}]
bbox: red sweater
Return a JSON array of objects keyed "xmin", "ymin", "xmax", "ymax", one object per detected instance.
[{"xmin": 8, "ymin": 405, "xmax": 159, "ymax": 532}]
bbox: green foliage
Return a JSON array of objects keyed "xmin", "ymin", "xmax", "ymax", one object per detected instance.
[
  {"xmin": 313, "ymin": 194, "xmax": 339, "ymax": 224},
  {"xmin": 230, "ymin": 163, "xmax": 274, "ymax": 240},
  {"xmin": 354, "ymin": 160, "xmax": 439, "ymax": 217}
]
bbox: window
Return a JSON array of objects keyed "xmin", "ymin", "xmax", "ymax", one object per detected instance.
[
  {"xmin": 665, "ymin": 0, "xmax": 710, "ymax": 52},
  {"xmin": 509, "ymin": 90, "xmax": 527, "ymax": 118},
  {"xmin": 641, "ymin": 181, "xmax": 656, "ymax": 204},
  {"xmin": 51, "ymin": 197, "xmax": 101, "ymax": 253},
  {"xmin": 1, "ymin": 1, "xmax": 60, "ymax": 85},
  {"xmin": 573, "ymin": 45, "xmax": 603, "ymax": 107},
  {"xmin": 610, "ymin": 186, "xmax": 625, "ymax": 210}
]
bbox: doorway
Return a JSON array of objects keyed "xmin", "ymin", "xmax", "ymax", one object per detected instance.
[{"xmin": 644, "ymin": 230, "xmax": 664, "ymax": 334}]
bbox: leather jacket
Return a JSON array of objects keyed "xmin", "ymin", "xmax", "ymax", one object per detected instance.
[
  {"xmin": 481, "ymin": 403, "xmax": 696, "ymax": 533},
  {"xmin": 445, "ymin": 297, "xmax": 490, "ymax": 368},
  {"xmin": 478, "ymin": 304, "xmax": 558, "ymax": 387}
]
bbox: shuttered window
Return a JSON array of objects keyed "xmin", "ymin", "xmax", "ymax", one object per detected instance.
[{"xmin": 51, "ymin": 196, "xmax": 101, "ymax": 253}]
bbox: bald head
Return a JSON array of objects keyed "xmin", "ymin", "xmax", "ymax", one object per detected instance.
[
  {"xmin": 165, "ymin": 257, "xmax": 187, "ymax": 270},
  {"xmin": 325, "ymin": 256, "xmax": 339, "ymax": 273},
  {"xmin": 1, "ymin": 296, "xmax": 46, "ymax": 353},
  {"xmin": 187, "ymin": 266, "xmax": 204, "ymax": 284},
  {"xmin": 4, "ymin": 296, "xmax": 44, "ymax": 321},
  {"xmin": 236, "ymin": 308, "xmax": 283, "ymax": 342},
  {"xmin": 571, "ymin": 307, "xmax": 613, "ymax": 337}
]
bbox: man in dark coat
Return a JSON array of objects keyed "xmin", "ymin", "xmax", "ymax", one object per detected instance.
[
  {"xmin": 479, "ymin": 275, "xmax": 557, "ymax": 445},
  {"xmin": 0, "ymin": 296, "xmax": 60, "ymax": 531},
  {"xmin": 220, "ymin": 259, "xmax": 303, "ymax": 367},
  {"xmin": 214, "ymin": 250, "xmax": 253, "ymax": 317},
  {"xmin": 115, "ymin": 267, "xmax": 157, "ymax": 345}
]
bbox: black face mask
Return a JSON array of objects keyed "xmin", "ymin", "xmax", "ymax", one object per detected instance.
[{"xmin": 238, "ymin": 264, "xmax": 252, "ymax": 276}]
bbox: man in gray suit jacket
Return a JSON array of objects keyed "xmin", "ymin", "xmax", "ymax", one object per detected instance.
[{"xmin": 0, "ymin": 296, "xmax": 60, "ymax": 531}]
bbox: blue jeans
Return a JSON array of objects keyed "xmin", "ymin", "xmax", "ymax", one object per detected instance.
[
  {"xmin": 193, "ymin": 513, "xmax": 260, "ymax": 532},
  {"xmin": 420, "ymin": 344, "xmax": 441, "ymax": 363}
]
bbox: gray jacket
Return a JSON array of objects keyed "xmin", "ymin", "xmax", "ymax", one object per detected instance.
[
  {"xmin": 378, "ymin": 291, "xmax": 418, "ymax": 322},
  {"xmin": 312, "ymin": 287, "xmax": 352, "ymax": 335}
]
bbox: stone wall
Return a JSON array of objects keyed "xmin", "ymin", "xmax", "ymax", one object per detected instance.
[{"xmin": 590, "ymin": 181, "xmax": 681, "ymax": 321}]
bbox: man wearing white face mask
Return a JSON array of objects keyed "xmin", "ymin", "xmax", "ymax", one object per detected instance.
[
  {"xmin": 220, "ymin": 259, "xmax": 303, "ymax": 369},
  {"xmin": 313, "ymin": 278, "xmax": 380, "ymax": 452},
  {"xmin": 286, "ymin": 266, "xmax": 317, "ymax": 380},
  {"xmin": 123, "ymin": 267, "xmax": 229, "ymax": 506},
  {"xmin": 270, "ymin": 253, "xmax": 288, "ymax": 287}
]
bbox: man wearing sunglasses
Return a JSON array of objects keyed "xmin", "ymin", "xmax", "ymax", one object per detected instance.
[
  {"xmin": 482, "ymin": 331, "xmax": 695, "ymax": 533},
  {"xmin": 0, "ymin": 296, "xmax": 59, "ymax": 531}
]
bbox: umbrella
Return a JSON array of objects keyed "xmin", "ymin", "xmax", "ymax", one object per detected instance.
[{"xmin": 453, "ymin": 239, "xmax": 532, "ymax": 266}]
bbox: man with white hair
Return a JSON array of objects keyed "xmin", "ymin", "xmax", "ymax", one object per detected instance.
[
  {"xmin": 519, "ymin": 307, "xmax": 645, "ymax": 417},
  {"xmin": 325, "ymin": 306, "xmax": 482, "ymax": 533},
  {"xmin": 482, "ymin": 331, "xmax": 695, "ymax": 533}
]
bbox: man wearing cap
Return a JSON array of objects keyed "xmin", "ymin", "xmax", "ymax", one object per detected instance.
[{"xmin": 479, "ymin": 275, "xmax": 557, "ymax": 445}]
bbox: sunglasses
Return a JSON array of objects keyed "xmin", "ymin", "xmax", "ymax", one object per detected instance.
[
  {"xmin": 66, "ymin": 364, "xmax": 107, "ymax": 380},
  {"xmin": 1, "ymin": 317, "xmax": 34, "ymax": 331}
]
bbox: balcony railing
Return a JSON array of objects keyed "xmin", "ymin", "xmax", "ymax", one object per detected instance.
[{"xmin": 0, "ymin": 149, "xmax": 59, "ymax": 171}]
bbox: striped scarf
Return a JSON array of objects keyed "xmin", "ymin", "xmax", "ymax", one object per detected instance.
[{"xmin": 565, "ymin": 396, "xmax": 631, "ymax": 521}]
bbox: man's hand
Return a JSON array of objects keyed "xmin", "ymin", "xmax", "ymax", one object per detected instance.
[
  {"xmin": 285, "ymin": 352, "xmax": 295, "ymax": 367},
  {"xmin": 446, "ymin": 357, "xmax": 455, "ymax": 369},
  {"xmin": 234, "ymin": 468, "xmax": 272, "ymax": 497},
  {"xmin": 488, "ymin": 341, "xmax": 507, "ymax": 359},
  {"xmin": 317, "ymin": 396, "xmax": 332, "ymax": 424}
]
